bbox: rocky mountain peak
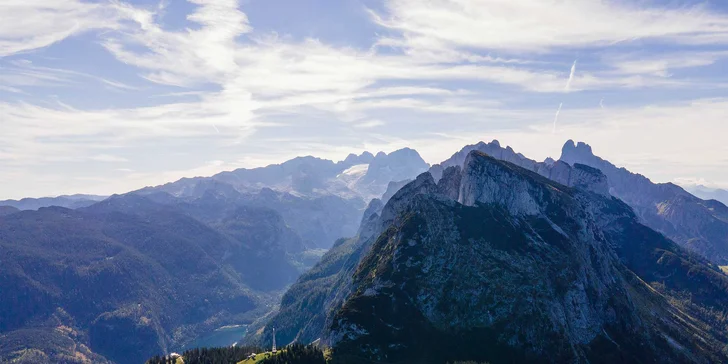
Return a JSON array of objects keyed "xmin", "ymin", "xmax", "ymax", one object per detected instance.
[
  {"xmin": 561, "ymin": 139, "xmax": 595, "ymax": 161},
  {"xmin": 342, "ymin": 151, "xmax": 375, "ymax": 166},
  {"xmin": 357, "ymin": 148, "xmax": 430, "ymax": 196}
]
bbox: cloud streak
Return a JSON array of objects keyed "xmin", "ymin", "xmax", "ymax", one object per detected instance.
[
  {"xmin": 565, "ymin": 60, "xmax": 577, "ymax": 91},
  {"xmin": 552, "ymin": 102, "xmax": 563, "ymax": 134}
]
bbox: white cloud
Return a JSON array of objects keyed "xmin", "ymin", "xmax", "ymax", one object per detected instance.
[
  {"xmin": 373, "ymin": 0, "xmax": 728, "ymax": 52},
  {"xmin": 0, "ymin": 0, "xmax": 122, "ymax": 57},
  {"xmin": 606, "ymin": 51, "xmax": 728, "ymax": 77},
  {"xmin": 102, "ymin": 0, "xmax": 250, "ymax": 87}
]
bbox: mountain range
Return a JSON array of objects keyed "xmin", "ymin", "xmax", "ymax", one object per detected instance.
[
  {"xmin": 0, "ymin": 148, "xmax": 429, "ymax": 364},
  {"xmin": 0, "ymin": 194, "xmax": 107, "ymax": 211},
  {"xmin": 3, "ymin": 140, "xmax": 728, "ymax": 363},
  {"xmin": 256, "ymin": 148, "xmax": 728, "ymax": 363}
]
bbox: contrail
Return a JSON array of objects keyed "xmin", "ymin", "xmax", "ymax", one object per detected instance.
[
  {"xmin": 565, "ymin": 60, "xmax": 577, "ymax": 91},
  {"xmin": 552, "ymin": 102, "xmax": 563, "ymax": 134},
  {"xmin": 212, "ymin": 124, "xmax": 220, "ymax": 133}
]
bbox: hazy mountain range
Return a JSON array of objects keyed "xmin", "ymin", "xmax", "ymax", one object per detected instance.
[
  {"xmin": 2, "ymin": 141, "xmax": 728, "ymax": 363},
  {"xmin": 0, "ymin": 194, "xmax": 107, "ymax": 211},
  {"xmin": 0, "ymin": 148, "xmax": 429, "ymax": 364},
  {"xmin": 685, "ymin": 185, "xmax": 728, "ymax": 206}
]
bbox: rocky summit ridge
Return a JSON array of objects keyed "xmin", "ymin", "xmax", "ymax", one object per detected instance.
[{"xmin": 428, "ymin": 140, "xmax": 728, "ymax": 265}]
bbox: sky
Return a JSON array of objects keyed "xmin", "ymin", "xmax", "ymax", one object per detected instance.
[{"xmin": 1, "ymin": 0, "xmax": 728, "ymax": 199}]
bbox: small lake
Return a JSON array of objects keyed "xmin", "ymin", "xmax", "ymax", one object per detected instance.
[{"xmin": 188, "ymin": 325, "xmax": 249, "ymax": 349}]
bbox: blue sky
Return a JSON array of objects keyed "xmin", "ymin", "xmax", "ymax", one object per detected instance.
[{"xmin": 2, "ymin": 0, "xmax": 728, "ymax": 199}]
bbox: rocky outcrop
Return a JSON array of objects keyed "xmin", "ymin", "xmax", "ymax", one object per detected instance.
[{"xmin": 459, "ymin": 152, "xmax": 544, "ymax": 215}]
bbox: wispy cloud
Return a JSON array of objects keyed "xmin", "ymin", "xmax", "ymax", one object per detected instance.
[
  {"xmin": 372, "ymin": 0, "xmax": 728, "ymax": 52},
  {"xmin": 0, "ymin": 59, "xmax": 138, "ymax": 92},
  {"xmin": 606, "ymin": 51, "xmax": 728, "ymax": 77},
  {"xmin": 0, "ymin": 0, "xmax": 123, "ymax": 57}
]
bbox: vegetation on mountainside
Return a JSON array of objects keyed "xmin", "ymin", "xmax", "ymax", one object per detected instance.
[
  {"xmin": 145, "ymin": 344, "xmax": 323, "ymax": 364},
  {"xmin": 146, "ymin": 345, "xmax": 262, "ymax": 364},
  {"xmin": 255, "ymin": 344, "xmax": 325, "ymax": 364}
]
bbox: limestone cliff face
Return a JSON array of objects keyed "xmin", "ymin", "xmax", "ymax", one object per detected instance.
[
  {"xmin": 458, "ymin": 152, "xmax": 544, "ymax": 215},
  {"xmin": 560, "ymin": 140, "xmax": 728, "ymax": 264}
]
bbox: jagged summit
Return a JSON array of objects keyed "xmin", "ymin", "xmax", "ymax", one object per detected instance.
[
  {"xmin": 562, "ymin": 139, "xmax": 594, "ymax": 157},
  {"xmin": 343, "ymin": 151, "xmax": 375, "ymax": 165},
  {"xmin": 434, "ymin": 141, "xmax": 609, "ymax": 196}
]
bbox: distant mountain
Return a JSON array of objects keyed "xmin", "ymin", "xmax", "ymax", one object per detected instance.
[
  {"xmin": 560, "ymin": 140, "xmax": 728, "ymax": 265},
  {"xmin": 685, "ymin": 185, "xmax": 728, "ymax": 206},
  {"xmin": 149, "ymin": 149, "xmax": 428, "ymax": 203},
  {"xmin": 136, "ymin": 179, "xmax": 364, "ymax": 250},
  {"xmin": 258, "ymin": 151, "xmax": 728, "ymax": 363},
  {"xmin": 0, "ymin": 194, "xmax": 107, "ymax": 210},
  {"xmin": 138, "ymin": 149, "xmax": 429, "ymax": 249}
]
